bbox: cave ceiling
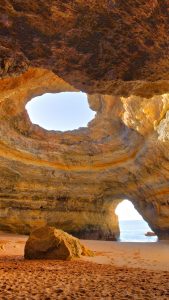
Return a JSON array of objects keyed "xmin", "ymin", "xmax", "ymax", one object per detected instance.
[{"xmin": 0, "ymin": 0, "xmax": 169, "ymax": 240}]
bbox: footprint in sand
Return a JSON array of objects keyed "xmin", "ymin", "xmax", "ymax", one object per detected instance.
[
  {"xmin": 0, "ymin": 244, "xmax": 5, "ymax": 251},
  {"xmin": 133, "ymin": 251, "xmax": 140, "ymax": 258}
]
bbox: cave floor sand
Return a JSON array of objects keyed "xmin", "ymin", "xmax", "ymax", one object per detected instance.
[{"xmin": 0, "ymin": 232, "xmax": 169, "ymax": 299}]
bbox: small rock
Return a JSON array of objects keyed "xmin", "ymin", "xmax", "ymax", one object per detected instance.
[{"xmin": 145, "ymin": 231, "xmax": 156, "ymax": 237}]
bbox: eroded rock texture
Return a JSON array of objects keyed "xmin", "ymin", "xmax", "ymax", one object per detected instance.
[
  {"xmin": 0, "ymin": 1, "xmax": 169, "ymax": 240},
  {"xmin": 24, "ymin": 226, "xmax": 93, "ymax": 260},
  {"xmin": 0, "ymin": 0, "xmax": 169, "ymax": 96}
]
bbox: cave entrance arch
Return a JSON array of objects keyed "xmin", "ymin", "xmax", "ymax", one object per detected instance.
[
  {"xmin": 26, "ymin": 92, "xmax": 96, "ymax": 131},
  {"xmin": 115, "ymin": 200, "xmax": 157, "ymax": 242}
]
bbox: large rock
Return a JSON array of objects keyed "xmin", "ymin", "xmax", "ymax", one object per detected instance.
[{"xmin": 24, "ymin": 226, "xmax": 93, "ymax": 260}]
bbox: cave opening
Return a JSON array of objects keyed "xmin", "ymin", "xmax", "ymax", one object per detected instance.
[
  {"xmin": 26, "ymin": 92, "xmax": 95, "ymax": 131},
  {"xmin": 115, "ymin": 200, "xmax": 157, "ymax": 242}
]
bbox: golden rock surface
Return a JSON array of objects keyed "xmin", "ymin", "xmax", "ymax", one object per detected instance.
[
  {"xmin": 24, "ymin": 226, "xmax": 94, "ymax": 260},
  {"xmin": 0, "ymin": 1, "xmax": 169, "ymax": 240},
  {"xmin": 0, "ymin": 67, "xmax": 169, "ymax": 240}
]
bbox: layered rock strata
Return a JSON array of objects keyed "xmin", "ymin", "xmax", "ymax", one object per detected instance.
[
  {"xmin": 0, "ymin": 67, "xmax": 169, "ymax": 239},
  {"xmin": 0, "ymin": 1, "xmax": 169, "ymax": 240}
]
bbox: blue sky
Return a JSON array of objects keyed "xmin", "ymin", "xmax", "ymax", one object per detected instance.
[{"xmin": 26, "ymin": 92, "xmax": 95, "ymax": 131}]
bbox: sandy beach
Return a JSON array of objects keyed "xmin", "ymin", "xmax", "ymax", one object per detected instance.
[{"xmin": 0, "ymin": 231, "xmax": 169, "ymax": 299}]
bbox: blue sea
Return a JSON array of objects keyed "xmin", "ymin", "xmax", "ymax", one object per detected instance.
[{"xmin": 118, "ymin": 220, "xmax": 158, "ymax": 242}]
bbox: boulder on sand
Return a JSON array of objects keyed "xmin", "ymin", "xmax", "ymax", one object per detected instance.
[{"xmin": 24, "ymin": 226, "xmax": 94, "ymax": 260}]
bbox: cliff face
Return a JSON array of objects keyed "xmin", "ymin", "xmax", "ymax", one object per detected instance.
[{"xmin": 0, "ymin": 1, "xmax": 169, "ymax": 240}]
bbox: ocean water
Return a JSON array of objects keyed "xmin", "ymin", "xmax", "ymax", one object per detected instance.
[{"xmin": 118, "ymin": 220, "xmax": 158, "ymax": 242}]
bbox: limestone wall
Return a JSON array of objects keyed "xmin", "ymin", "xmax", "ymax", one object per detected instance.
[{"xmin": 0, "ymin": 1, "xmax": 169, "ymax": 239}]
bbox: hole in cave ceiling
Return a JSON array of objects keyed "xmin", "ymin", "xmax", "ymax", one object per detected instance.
[{"xmin": 26, "ymin": 92, "xmax": 96, "ymax": 131}]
